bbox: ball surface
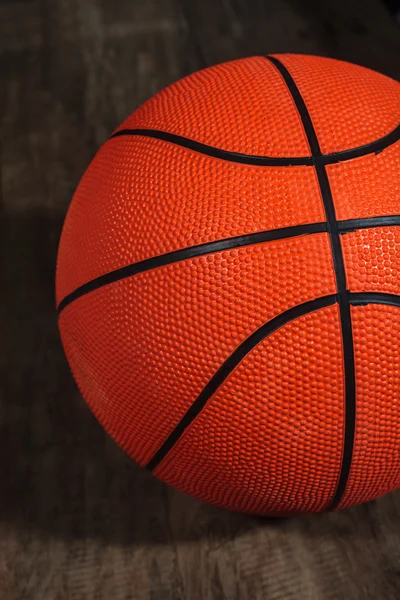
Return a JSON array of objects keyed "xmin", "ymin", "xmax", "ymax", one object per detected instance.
[{"xmin": 57, "ymin": 54, "xmax": 400, "ymax": 515}]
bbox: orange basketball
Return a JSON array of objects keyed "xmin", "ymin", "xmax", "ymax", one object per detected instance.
[{"xmin": 56, "ymin": 54, "xmax": 400, "ymax": 515}]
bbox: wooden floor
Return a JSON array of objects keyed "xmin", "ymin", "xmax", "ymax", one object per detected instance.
[{"xmin": 1, "ymin": 1, "xmax": 400, "ymax": 598}]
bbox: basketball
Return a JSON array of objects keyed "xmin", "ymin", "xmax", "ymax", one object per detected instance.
[{"xmin": 56, "ymin": 54, "xmax": 400, "ymax": 515}]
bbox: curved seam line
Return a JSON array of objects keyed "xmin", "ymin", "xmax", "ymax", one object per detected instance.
[
  {"xmin": 109, "ymin": 124, "xmax": 400, "ymax": 167},
  {"xmin": 350, "ymin": 292, "xmax": 400, "ymax": 307},
  {"xmin": 56, "ymin": 222, "xmax": 327, "ymax": 314},
  {"xmin": 145, "ymin": 294, "xmax": 338, "ymax": 471},
  {"xmin": 110, "ymin": 128, "xmax": 313, "ymax": 166},
  {"xmin": 338, "ymin": 215, "xmax": 400, "ymax": 233},
  {"xmin": 57, "ymin": 215, "xmax": 400, "ymax": 315},
  {"xmin": 146, "ymin": 291, "xmax": 400, "ymax": 472},
  {"xmin": 265, "ymin": 55, "xmax": 356, "ymax": 511}
]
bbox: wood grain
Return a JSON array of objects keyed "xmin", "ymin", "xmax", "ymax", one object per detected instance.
[{"xmin": 1, "ymin": 1, "xmax": 400, "ymax": 598}]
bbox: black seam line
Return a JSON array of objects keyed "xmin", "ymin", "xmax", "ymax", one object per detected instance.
[
  {"xmin": 56, "ymin": 214, "xmax": 400, "ymax": 315},
  {"xmin": 338, "ymin": 215, "xmax": 400, "ymax": 233},
  {"xmin": 266, "ymin": 55, "xmax": 356, "ymax": 511},
  {"xmin": 110, "ymin": 124, "xmax": 400, "ymax": 167},
  {"xmin": 146, "ymin": 291, "xmax": 400, "ymax": 472},
  {"xmin": 56, "ymin": 222, "xmax": 327, "ymax": 315},
  {"xmin": 110, "ymin": 128, "xmax": 314, "ymax": 166},
  {"xmin": 146, "ymin": 294, "xmax": 338, "ymax": 472},
  {"xmin": 57, "ymin": 215, "xmax": 400, "ymax": 314},
  {"xmin": 322, "ymin": 124, "xmax": 399, "ymax": 164},
  {"xmin": 350, "ymin": 292, "xmax": 400, "ymax": 307}
]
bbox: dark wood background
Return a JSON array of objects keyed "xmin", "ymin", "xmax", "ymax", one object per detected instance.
[{"xmin": 1, "ymin": 1, "xmax": 400, "ymax": 598}]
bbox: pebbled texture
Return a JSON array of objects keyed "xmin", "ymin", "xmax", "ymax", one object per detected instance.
[
  {"xmin": 155, "ymin": 305, "xmax": 344, "ymax": 515},
  {"xmin": 59, "ymin": 234, "xmax": 336, "ymax": 465},
  {"xmin": 274, "ymin": 54, "xmax": 400, "ymax": 154},
  {"xmin": 342, "ymin": 227, "xmax": 400, "ymax": 295},
  {"xmin": 340, "ymin": 304, "xmax": 400, "ymax": 508},
  {"xmin": 116, "ymin": 57, "xmax": 311, "ymax": 157},
  {"xmin": 56, "ymin": 136, "xmax": 324, "ymax": 303},
  {"xmin": 57, "ymin": 54, "xmax": 400, "ymax": 515},
  {"xmin": 327, "ymin": 140, "xmax": 400, "ymax": 220}
]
